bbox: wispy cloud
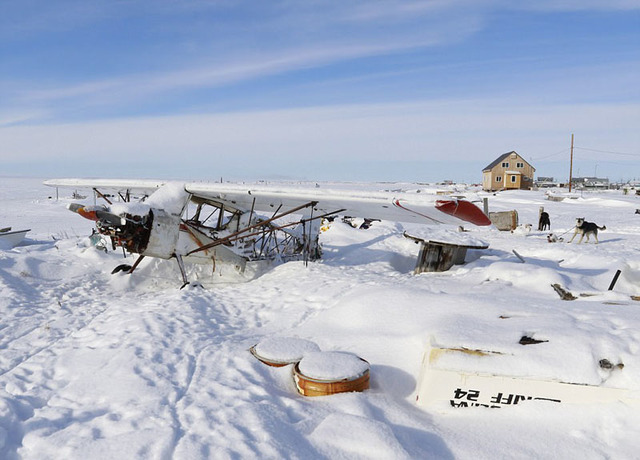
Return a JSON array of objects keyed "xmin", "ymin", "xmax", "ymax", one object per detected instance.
[
  {"xmin": 0, "ymin": 109, "xmax": 50, "ymax": 128},
  {"xmin": 3, "ymin": 99, "xmax": 638, "ymax": 163},
  {"xmin": 0, "ymin": 0, "xmax": 116, "ymax": 39},
  {"xmin": 508, "ymin": 0, "xmax": 640, "ymax": 11},
  {"xmin": 3, "ymin": 2, "xmax": 485, "ymax": 117},
  {"xmin": 2, "ymin": 1, "xmax": 638, "ymax": 182},
  {"xmin": 4, "ymin": 0, "xmax": 638, "ymax": 44},
  {"xmin": 6, "ymin": 0, "xmax": 636, "ymax": 117},
  {"xmin": 3, "ymin": 99, "xmax": 638, "ymax": 181},
  {"xmin": 13, "ymin": 40, "xmax": 443, "ymax": 106}
]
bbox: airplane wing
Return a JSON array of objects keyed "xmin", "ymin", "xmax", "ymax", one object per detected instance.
[
  {"xmin": 185, "ymin": 183, "xmax": 491, "ymax": 226},
  {"xmin": 44, "ymin": 178, "xmax": 491, "ymax": 226},
  {"xmin": 43, "ymin": 178, "xmax": 167, "ymax": 196}
]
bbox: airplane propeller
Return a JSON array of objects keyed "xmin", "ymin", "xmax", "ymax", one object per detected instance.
[{"xmin": 67, "ymin": 203, "xmax": 127, "ymax": 227}]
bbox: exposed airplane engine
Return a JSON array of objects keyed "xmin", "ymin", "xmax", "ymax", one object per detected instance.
[
  {"xmin": 138, "ymin": 209, "xmax": 180, "ymax": 259},
  {"xmin": 68, "ymin": 204, "xmax": 180, "ymax": 260}
]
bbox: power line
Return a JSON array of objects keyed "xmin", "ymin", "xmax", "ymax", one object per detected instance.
[
  {"xmin": 529, "ymin": 147, "xmax": 570, "ymax": 161},
  {"xmin": 574, "ymin": 146, "xmax": 640, "ymax": 157},
  {"xmin": 530, "ymin": 146, "xmax": 639, "ymax": 163}
]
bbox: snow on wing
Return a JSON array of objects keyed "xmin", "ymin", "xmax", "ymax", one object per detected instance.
[
  {"xmin": 185, "ymin": 183, "xmax": 491, "ymax": 226},
  {"xmin": 43, "ymin": 178, "xmax": 167, "ymax": 196},
  {"xmin": 43, "ymin": 179, "xmax": 491, "ymax": 227}
]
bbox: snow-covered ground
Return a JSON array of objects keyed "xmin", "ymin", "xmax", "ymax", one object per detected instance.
[{"xmin": 1, "ymin": 177, "xmax": 640, "ymax": 459}]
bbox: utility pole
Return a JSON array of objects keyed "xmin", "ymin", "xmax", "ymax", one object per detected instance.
[{"xmin": 569, "ymin": 133, "xmax": 574, "ymax": 192}]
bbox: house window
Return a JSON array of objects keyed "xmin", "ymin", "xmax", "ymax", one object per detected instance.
[
  {"xmin": 510, "ymin": 175, "xmax": 517, "ymax": 183},
  {"xmin": 501, "ymin": 162, "xmax": 509, "ymax": 168},
  {"xmin": 496, "ymin": 177, "xmax": 502, "ymax": 182},
  {"xmin": 517, "ymin": 162, "xmax": 524, "ymax": 168}
]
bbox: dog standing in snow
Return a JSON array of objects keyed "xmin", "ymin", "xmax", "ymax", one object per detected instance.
[
  {"xmin": 568, "ymin": 218, "xmax": 606, "ymax": 244},
  {"xmin": 538, "ymin": 211, "xmax": 550, "ymax": 231}
]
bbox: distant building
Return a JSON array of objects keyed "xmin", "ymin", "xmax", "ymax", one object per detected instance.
[
  {"xmin": 571, "ymin": 177, "xmax": 610, "ymax": 190},
  {"xmin": 482, "ymin": 151, "xmax": 535, "ymax": 191},
  {"xmin": 535, "ymin": 177, "xmax": 559, "ymax": 188}
]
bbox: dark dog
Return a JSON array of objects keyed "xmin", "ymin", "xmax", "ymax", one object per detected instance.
[
  {"xmin": 568, "ymin": 218, "xmax": 606, "ymax": 244},
  {"xmin": 538, "ymin": 211, "xmax": 551, "ymax": 231}
]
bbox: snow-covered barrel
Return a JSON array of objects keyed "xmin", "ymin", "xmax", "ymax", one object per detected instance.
[
  {"xmin": 250, "ymin": 337, "xmax": 320, "ymax": 367},
  {"xmin": 293, "ymin": 351, "xmax": 370, "ymax": 396}
]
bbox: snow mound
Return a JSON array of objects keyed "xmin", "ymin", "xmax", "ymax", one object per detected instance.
[{"xmin": 309, "ymin": 413, "xmax": 411, "ymax": 459}]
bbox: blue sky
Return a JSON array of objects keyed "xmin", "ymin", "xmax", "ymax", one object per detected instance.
[{"xmin": 1, "ymin": 0, "xmax": 639, "ymax": 183}]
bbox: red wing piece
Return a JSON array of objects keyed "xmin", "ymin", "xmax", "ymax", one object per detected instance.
[{"xmin": 435, "ymin": 200, "xmax": 492, "ymax": 226}]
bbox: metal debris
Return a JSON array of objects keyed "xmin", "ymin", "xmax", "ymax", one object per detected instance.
[
  {"xmin": 551, "ymin": 283, "xmax": 577, "ymax": 300},
  {"xmin": 519, "ymin": 336, "xmax": 549, "ymax": 345}
]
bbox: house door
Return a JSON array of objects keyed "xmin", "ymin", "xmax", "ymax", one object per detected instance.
[{"xmin": 504, "ymin": 173, "xmax": 521, "ymax": 189}]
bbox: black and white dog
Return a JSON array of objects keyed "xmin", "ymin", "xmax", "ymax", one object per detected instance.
[
  {"xmin": 538, "ymin": 211, "xmax": 551, "ymax": 231},
  {"xmin": 568, "ymin": 218, "xmax": 606, "ymax": 244}
]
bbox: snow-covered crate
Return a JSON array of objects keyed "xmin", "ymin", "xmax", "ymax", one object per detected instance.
[
  {"xmin": 488, "ymin": 210, "xmax": 518, "ymax": 231},
  {"xmin": 293, "ymin": 351, "xmax": 370, "ymax": 396}
]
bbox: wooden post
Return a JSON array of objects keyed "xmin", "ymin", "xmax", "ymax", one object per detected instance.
[
  {"xmin": 483, "ymin": 198, "xmax": 489, "ymax": 215},
  {"xmin": 608, "ymin": 270, "xmax": 622, "ymax": 291},
  {"xmin": 569, "ymin": 133, "xmax": 574, "ymax": 192}
]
